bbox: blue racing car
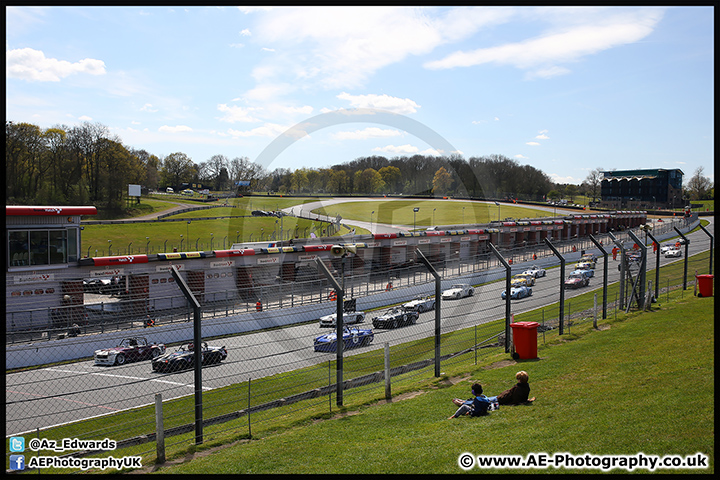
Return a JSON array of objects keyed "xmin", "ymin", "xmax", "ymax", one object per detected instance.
[
  {"xmin": 313, "ymin": 326, "xmax": 374, "ymax": 352},
  {"xmin": 501, "ymin": 285, "xmax": 533, "ymax": 300}
]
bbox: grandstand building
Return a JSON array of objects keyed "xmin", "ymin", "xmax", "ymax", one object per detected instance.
[{"xmin": 600, "ymin": 168, "xmax": 684, "ymax": 210}]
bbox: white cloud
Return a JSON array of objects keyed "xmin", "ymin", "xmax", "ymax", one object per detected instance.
[
  {"xmin": 217, "ymin": 104, "xmax": 261, "ymax": 123},
  {"xmin": 226, "ymin": 123, "xmax": 289, "ymax": 138},
  {"xmin": 514, "ymin": 154, "xmax": 528, "ymax": 159},
  {"xmin": 159, "ymin": 125, "xmax": 192, "ymax": 133},
  {"xmin": 424, "ymin": 8, "xmax": 664, "ymax": 79},
  {"xmin": 6, "ymin": 47, "xmax": 106, "ymax": 82},
  {"xmin": 372, "ymin": 144, "xmax": 439, "ymax": 156},
  {"xmin": 333, "ymin": 127, "xmax": 402, "ymax": 140},
  {"xmin": 244, "ymin": 7, "xmax": 507, "ymax": 91},
  {"xmin": 549, "ymin": 173, "xmax": 582, "ymax": 185},
  {"xmin": 240, "ymin": 28, "xmax": 252, "ymax": 36},
  {"xmin": 535, "ymin": 134, "xmax": 549, "ymax": 140},
  {"xmin": 140, "ymin": 103, "xmax": 158, "ymax": 113},
  {"xmin": 526, "ymin": 141, "xmax": 541, "ymax": 146},
  {"xmin": 337, "ymin": 92, "xmax": 420, "ymax": 115}
]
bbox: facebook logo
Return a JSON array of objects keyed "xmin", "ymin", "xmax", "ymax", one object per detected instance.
[
  {"xmin": 10, "ymin": 455, "xmax": 25, "ymax": 471},
  {"xmin": 10, "ymin": 436, "xmax": 25, "ymax": 452}
]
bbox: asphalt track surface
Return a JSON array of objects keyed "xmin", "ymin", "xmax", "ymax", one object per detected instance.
[{"xmin": 6, "ymin": 204, "xmax": 713, "ymax": 436}]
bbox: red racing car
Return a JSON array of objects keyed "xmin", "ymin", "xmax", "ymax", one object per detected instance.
[{"xmin": 94, "ymin": 337, "xmax": 166, "ymax": 366}]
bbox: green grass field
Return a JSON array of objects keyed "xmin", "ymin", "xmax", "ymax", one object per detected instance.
[
  {"xmin": 140, "ymin": 289, "xmax": 713, "ymax": 474},
  {"xmin": 81, "ymin": 196, "xmax": 563, "ymax": 255}
]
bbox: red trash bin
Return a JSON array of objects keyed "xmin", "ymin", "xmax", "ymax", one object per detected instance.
[
  {"xmin": 696, "ymin": 274, "xmax": 714, "ymax": 297},
  {"xmin": 510, "ymin": 321, "xmax": 540, "ymax": 360}
]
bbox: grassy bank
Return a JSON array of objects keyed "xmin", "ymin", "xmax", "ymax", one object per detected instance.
[{"xmin": 144, "ymin": 289, "xmax": 713, "ymax": 474}]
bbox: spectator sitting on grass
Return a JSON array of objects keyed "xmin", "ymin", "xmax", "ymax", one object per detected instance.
[
  {"xmin": 487, "ymin": 371, "xmax": 535, "ymax": 405},
  {"xmin": 448, "ymin": 383, "xmax": 492, "ymax": 419}
]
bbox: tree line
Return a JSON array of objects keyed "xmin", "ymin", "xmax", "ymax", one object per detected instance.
[
  {"xmin": 13, "ymin": 120, "xmax": 709, "ymax": 209},
  {"xmin": 6, "ymin": 121, "xmax": 559, "ymax": 208}
]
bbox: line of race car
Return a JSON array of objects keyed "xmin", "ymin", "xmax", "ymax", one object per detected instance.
[{"xmin": 93, "ymin": 243, "xmax": 684, "ymax": 371}]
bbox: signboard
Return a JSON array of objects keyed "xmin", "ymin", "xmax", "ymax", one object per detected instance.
[{"xmin": 128, "ymin": 184, "xmax": 141, "ymax": 197}]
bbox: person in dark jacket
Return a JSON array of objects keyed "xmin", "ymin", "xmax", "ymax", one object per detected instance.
[
  {"xmin": 448, "ymin": 383, "xmax": 492, "ymax": 419},
  {"xmin": 488, "ymin": 371, "xmax": 535, "ymax": 405}
]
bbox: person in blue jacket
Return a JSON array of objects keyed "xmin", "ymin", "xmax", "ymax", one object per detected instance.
[{"xmin": 448, "ymin": 383, "xmax": 492, "ymax": 419}]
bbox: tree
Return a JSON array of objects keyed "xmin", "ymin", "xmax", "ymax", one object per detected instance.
[
  {"xmin": 130, "ymin": 148, "xmax": 161, "ymax": 191},
  {"xmin": 354, "ymin": 168, "xmax": 384, "ymax": 194},
  {"xmin": 583, "ymin": 168, "xmax": 604, "ymax": 203},
  {"xmin": 432, "ymin": 167, "xmax": 452, "ymax": 196},
  {"xmin": 5, "ymin": 121, "xmax": 44, "ymax": 201},
  {"xmin": 290, "ymin": 168, "xmax": 309, "ymax": 193},
  {"xmin": 565, "ymin": 184, "xmax": 579, "ymax": 202},
  {"xmin": 378, "ymin": 165, "xmax": 402, "ymax": 193},
  {"xmin": 686, "ymin": 166, "xmax": 713, "ymax": 201},
  {"xmin": 327, "ymin": 169, "xmax": 349, "ymax": 194},
  {"xmin": 161, "ymin": 152, "xmax": 196, "ymax": 189}
]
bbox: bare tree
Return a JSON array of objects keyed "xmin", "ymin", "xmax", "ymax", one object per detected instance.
[
  {"xmin": 686, "ymin": 166, "xmax": 713, "ymax": 201},
  {"xmin": 583, "ymin": 168, "xmax": 604, "ymax": 203}
]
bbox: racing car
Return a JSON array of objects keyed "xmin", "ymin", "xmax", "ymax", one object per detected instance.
[
  {"xmin": 94, "ymin": 337, "xmax": 166, "ymax": 366},
  {"xmin": 441, "ymin": 283, "xmax": 474, "ymax": 300},
  {"xmin": 151, "ymin": 342, "xmax": 227, "ymax": 372},
  {"xmin": 313, "ymin": 326, "xmax": 374, "ymax": 352},
  {"xmin": 512, "ymin": 274, "xmax": 535, "ymax": 287},
  {"xmin": 402, "ymin": 295, "xmax": 436, "ymax": 313},
  {"xmin": 319, "ymin": 311, "xmax": 365, "ymax": 328},
  {"xmin": 570, "ymin": 268, "xmax": 594, "ymax": 279},
  {"xmin": 564, "ymin": 273, "xmax": 590, "ymax": 289},
  {"xmin": 522, "ymin": 265, "xmax": 546, "ymax": 278},
  {"xmin": 372, "ymin": 307, "xmax": 419, "ymax": 329},
  {"xmin": 501, "ymin": 285, "xmax": 533, "ymax": 300}
]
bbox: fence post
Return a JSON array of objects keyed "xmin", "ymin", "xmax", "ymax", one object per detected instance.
[
  {"xmin": 588, "ymin": 234, "xmax": 608, "ymax": 319},
  {"xmin": 384, "ymin": 342, "xmax": 391, "ymax": 400},
  {"xmin": 315, "ymin": 257, "xmax": 344, "ymax": 406},
  {"xmin": 543, "ymin": 238, "xmax": 565, "ymax": 335},
  {"xmin": 248, "ymin": 378, "xmax": 252, "ymax": 438},
  {"xmin": 414, "ymin": 248, "xmax": 442, "ymax": 376},
  {"xmin": 154, "ymin": 393, "xmax": 165, "ymax": 464},
  {"xmin": 169, "ymin": 265, "xmax": 203, "ymax": 445},
  {"xmin": 698, "ymin": 223, "xmax": 714, "ymax": 274},
  {"xmin": 673, "ymin": 226, "xmax": 690, "ymax": 290},
  {"xmin": 488, "ymin": 243, "xmax": 512, "ymax": 348},
  {"xmin": 646, "ymin": 230, "xmax": 661, "ymax": 301},
  {"xmin": 593, "ymin": 293, "xmax": 597, "ymax": 329}
]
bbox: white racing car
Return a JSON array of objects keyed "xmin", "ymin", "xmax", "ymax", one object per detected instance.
[
  {"xmin": 402, "ymin": 295, "xmax": 436, "ymax": 313},
  {"xmin": 319, "ymin": 311, "xmax": 366, "ymax": 328},
  {"xmin": 522, "ymin": 265, "xmax": 546, "ymax": 278},
  {"xmin": 441, "ymin": 283, "xmax": 474, "ymax": 300}
]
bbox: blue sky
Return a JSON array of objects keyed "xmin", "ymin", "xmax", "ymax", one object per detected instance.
[{"xmin": 5, "ymin": 6, "xmax": 714, "ymax": 185}]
